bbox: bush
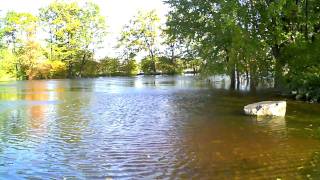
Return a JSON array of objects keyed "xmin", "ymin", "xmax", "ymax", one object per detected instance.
[
  {"xmin": 140, "ymin": 57, "xmax": 155, "ymax": 74},
  {"xmin": 49, "ymin": 60, "xmax": 67, "ymax": 78},
  {"xmin": 81, "ymin": 60, "xmax": 99, "ymax": 77},
  {"xmin": 119, "ymin": 59, "xmax": 139, "ymax": 75},
  {"xmin": 98, "ymin": 58, "xmax": 121, "ymax": 76},
  {"xmin": 157, "ymin": 56, "xmax": 183, "ymax": 75},
  {"xmin": 0, "ymin": 49, "xmax": 17, "ymax": 81}
]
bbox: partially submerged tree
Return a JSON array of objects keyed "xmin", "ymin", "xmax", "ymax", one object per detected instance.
[{"xmin": 165, "ymin": 0, "xmax": 320, "ymax": 94}]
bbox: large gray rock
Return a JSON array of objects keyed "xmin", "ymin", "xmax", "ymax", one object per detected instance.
[{"xmin": 244, "ymin": 101, "xmax": 287, "ymax": 117}]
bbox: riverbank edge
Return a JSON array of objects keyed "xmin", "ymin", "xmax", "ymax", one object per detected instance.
[{"xmin": 1, "ymin": 74, "xmax": 319, "ymax": 104}]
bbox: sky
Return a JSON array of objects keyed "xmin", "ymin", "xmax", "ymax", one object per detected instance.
[{"xmin": 1, "ymin": 0, "xmax": 169, "ymax": 58}]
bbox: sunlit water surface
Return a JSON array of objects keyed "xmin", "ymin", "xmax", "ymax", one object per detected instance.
[{"xmin": 1, "ymin": 76, "xmax": 320, "ymax": 179}]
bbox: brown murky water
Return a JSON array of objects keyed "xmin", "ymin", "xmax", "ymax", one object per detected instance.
[{"xmin": 0, "ymin": 76, "xmax": 320, "ymax": 179}]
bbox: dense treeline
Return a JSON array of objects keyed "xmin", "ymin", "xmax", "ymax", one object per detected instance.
[
  {"xmin": 0, "ymin": 1, "xmax": 107, "ymax": 80},
  {"xmin": 165, "ymin": 0, "xmax": 320, "ymax": 101},
  {"xmin": 0, "ymin": 1, "xmax": 199, "ymax": 81}
]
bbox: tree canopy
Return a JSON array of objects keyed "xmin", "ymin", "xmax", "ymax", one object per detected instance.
[{"xmin": 165, "ymin": 0, "xmax": 320, "ymax": 98}]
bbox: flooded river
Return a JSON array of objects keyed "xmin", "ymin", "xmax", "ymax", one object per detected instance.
[{"xmin": 0, "ymin": 76, "xmax": 320, "ymax": 179}]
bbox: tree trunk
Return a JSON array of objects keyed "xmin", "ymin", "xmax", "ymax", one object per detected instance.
[
  {"xmin": 230, "ymin": 65, "xmax": 236, "ymax": 90},
  {"xmin": 67, "ymin": 62, "xmax": 73, "ymax": 78},
  {"xmin": 79, "ymin": 53, "xmax": 87, "ymax": 78},
  {"xmin": 50, "ymin": 28, "xmax": 53, "ymax": 61},
  {"xmin": 151, "ymin": 54, "xmax": 156, "ymax": 74},
  {"xmin": 170, "ymin": 44, "xmax": 175, "ymax": 63},
  {"xmin": 305, "ymin": 0, "xmax": 309, "ymax": 40},
  {"xmin": 15, "ymin": 63, "xmax": 19, "ymax": 79},
  {"xmin": 245, "ymin": 69, "xmax": 250, "ymax": 87},
  {"xmin": 250, "ymin": 74, "xmax": 257, "ymax": 92},
  {"xmin": 272, "ymin": 45, "xmax": 283, "ymax": 88},
  {"xmin": 249, "ymin": 60, "xmax": 257, "ymax": 92},
  {"xmin": 236, "ymin": 67, "xmax": 240, "ymax": 90},
  {"xmin": 224, "ymin": 48, "xmax": 236, "ymax": 90}
]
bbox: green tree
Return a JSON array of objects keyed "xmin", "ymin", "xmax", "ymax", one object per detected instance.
[
  {"xmin": 140, "ymin": 57, "xmax": 155, "ymax": 74},
  {"xmin": 98, "ymin": 57, "xmax": 121, "ymax": 76},
  {"xmin": 157, "ymin": 56, "xmax": 183, "ymax": 74},
  {"xmin": 165, "ymin": 0, "xmax": 320, "ymax": 93},
  {"xmin": 39, "ymin": 0, "xmax": 106, "ymax": 78},
  {"xmin": 120, "ymin": 59, "xmax": 139, "ymax": 75},
  {"xmin": 0, "ymin": 49, "xmax": 16, "ymax": 80},
  {"xmin": 1, "ymin": 11, "xmax": 40, "ymax": 79},
  {"xmin": 118, "ymin": 10, "xmax": 160, "ymax": 74},
  {"xmin": 77, "ymin": 2, "xmax": 106, "ymax": 77}
]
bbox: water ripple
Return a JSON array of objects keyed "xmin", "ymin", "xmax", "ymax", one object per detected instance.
[{"xmin": 0, "ymin": 77, "xmax": 320, "ymax": 179}]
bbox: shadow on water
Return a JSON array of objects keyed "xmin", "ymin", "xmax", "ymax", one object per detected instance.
[
  {"xmin": 165, "ymin": 88, "xmax": 320, "ymax": 179},
  {"xmin": 0, "ymin": 75, "xmax": 320, "ymax": 179}
]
